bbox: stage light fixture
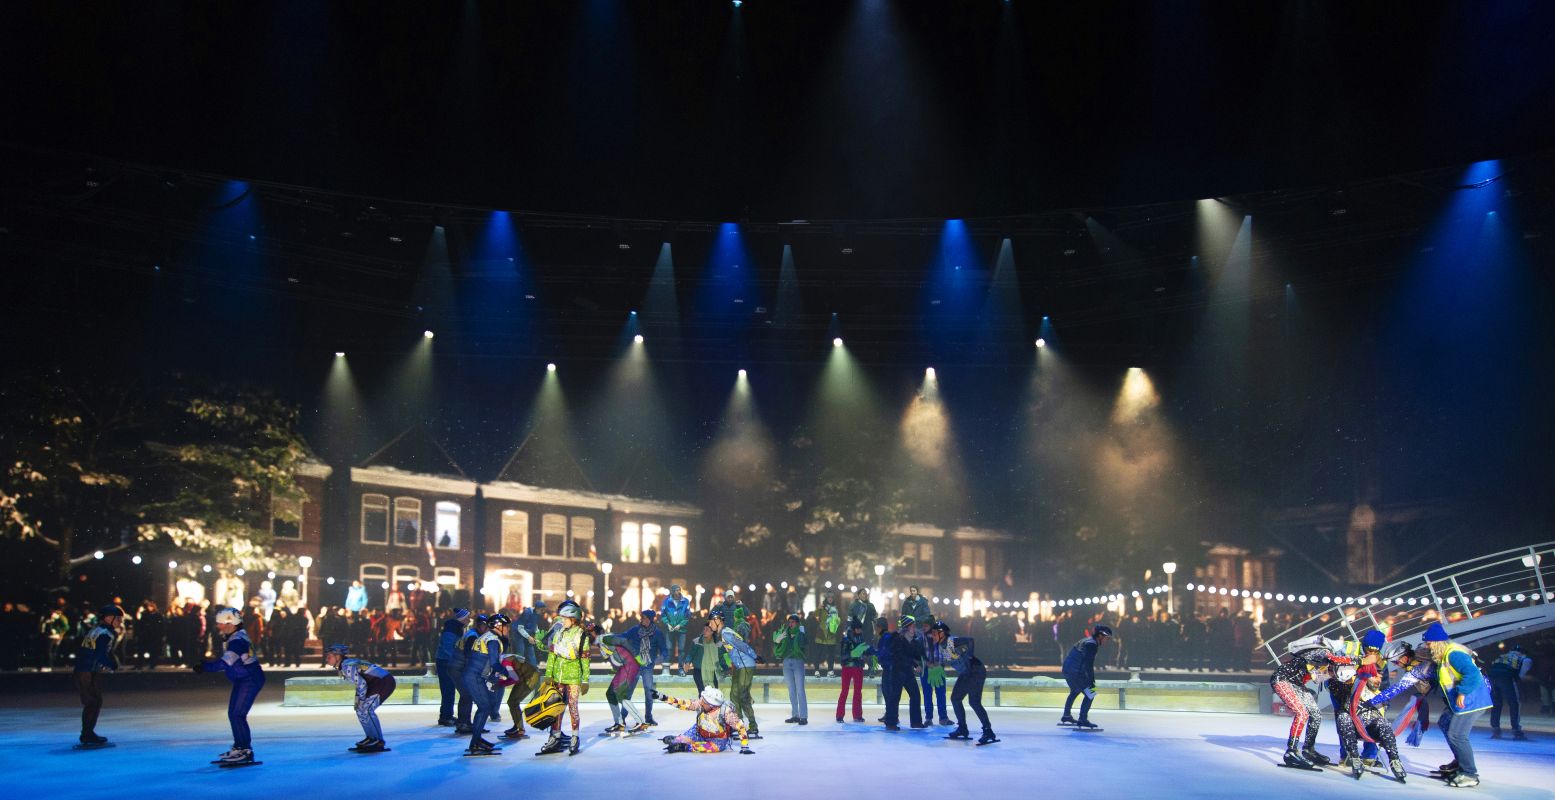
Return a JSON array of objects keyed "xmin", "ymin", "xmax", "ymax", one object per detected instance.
[
  {"xmin": 93, "ymin": 550, "xmax": 104, "ymax": 560},
  {"xmin": 925, "ymin": 367, "xmax": 936, "ymax": 380},
  {"xmin": 131, "ymin": 555, "xmax": 142, "ymax": 565},
  {"xmin": 423, "ymin": 330, "xmax": 434, "ymax": 339},
  {"xmin": 833, "ymin": 337, "xmax": 843, "ymax": 347},
  {"xmin": 1035, "ymin": 338, "xmax": 1046, "ymax": 348},
  {"xmin": 335, "ymin": 352, "xmax": 345, "ymax": 358},
  {"xmin": 738, "ymin": 369, "xmax": 747, "ymax": 379},
  {"xmin": 634, "ymin": 334, "xmax": 644, "ymax": 344}
]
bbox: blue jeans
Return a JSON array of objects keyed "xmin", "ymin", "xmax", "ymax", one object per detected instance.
[
  {"xmin": 920, "ymin": 671, "xmax": 948, "ymax": 720},
  {"xmin": 668, "ymin": 631, "xmax": 687, "ymax": 665},
  {"xmin": 1441, "ymin": 707, "xmax": 1486, "ymax": 777},
  {"xmin": 640, "ymin": 664, "xmax": 657, "ymax": 719},
  {"xmin": 1490, "ymin": 675, "xmax": 1522, "ymax": 732},
  {"xmin": 463, "ymin": 671, "xmax": 504, "ymax": 746},
  {"xmin": 783, "ymin": 657, "xmax": 808, "ymax": 720},
  {"xmin": 228, "ymin": 675, "xmax": 264, "ymax": 749}
]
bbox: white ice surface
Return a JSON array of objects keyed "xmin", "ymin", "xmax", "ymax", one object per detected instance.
[{"xmin": 9, "ymin": 692, "xmax": 1554, "ymax": 799}]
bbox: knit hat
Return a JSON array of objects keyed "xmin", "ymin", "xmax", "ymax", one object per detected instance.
[
  {"xmin": 1361, "ymin": 630, "xmax": 1387, "ymax": 650},
  {"xmin": 1421, "ymin": 622, "xmax": 1450, "ymax": 642}
]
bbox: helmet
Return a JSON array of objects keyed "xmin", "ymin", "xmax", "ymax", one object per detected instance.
[
  {"xmin": 700, "ymin": 687, "xmax": 726, "ymax": 706},
  {"xmin": 558, "ymin": 604, "xmax": 581, "ymax": 619},
  {"xmin": 1381, "ymin": 640, "xmax": 1415, "ymax": 664},
  {"xmin": 98, "ymin": 605, "xmax": 126, "ymax": 620},
  {"xmin": 709, "ymin": 609, "xmax": 726, "ymax": 620},
  {"xmin": 930, "ymin": 621, "xmax": 951, "ymax": 635},
  {"xmin": 787, "ymin": 613, "xmax": 802, "ymax": 622},
  {"xmin": 1093, "ymin": 624, "xmax": 1114, "ymax": 638},
  {"xmin": 324, "ymin": 643, "xmax": 350, "ymax": 657},
  {"xmin": 898, "ymin": 615, "xmax": 916, "ymax": 628},
  {"xmin": 474, "ymin": 613, "xmax": 491, "ymax": 626},
  {"xmin": 488, "ymin": 613, "xmax": 512, "ymax": 627},
  {"xmin": 215, "ymin": 608, "xmax": 242, "ymax": 626}
]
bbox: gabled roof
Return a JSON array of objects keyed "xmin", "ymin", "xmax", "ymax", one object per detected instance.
[
  {"xmin": 495, "ymin": 428, "xmax": 594, "ymax": 493},
  {"xmin": 358, "ymin": 426, "xmax": 468, "ymax": 480}
]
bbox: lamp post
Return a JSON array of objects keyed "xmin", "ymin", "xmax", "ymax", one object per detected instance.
[
  {"xmin": 298, "ymin": 555, "xmax": 314, "ymax": 608},
  {"xmin": 874, "ymin": 563, "xmax": 886, "ymax": 606},
  {"xmin": 600, "ymin": 562, "xmax": 613, "ymax": 617},
  {"xmin": 1162, "ymin": 561, "xmax": 1177, "ymax": 615}
]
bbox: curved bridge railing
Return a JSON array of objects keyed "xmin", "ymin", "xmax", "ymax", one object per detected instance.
[{"xmin": 1262, "ymin": 542, "xmax": 1555, "ymax": 664}]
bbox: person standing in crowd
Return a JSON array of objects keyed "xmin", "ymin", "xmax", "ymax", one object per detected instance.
[
  {"xmin": 837, "ymin": 620, "xmax": 870, "ymax": 723},
  {"xmin": 850, "ymin": 589, "xmax": 879, "ymax": 674},
  {"xmin": 929, "ymin": 620, "xmax": 996, "ymax": 745},
  {"xmin": 42, "ymin": 606, "xmax": 70, "ymax": 669},
  {"xmin": 74, "ymin": 605, "xmax": 123, "ymax": 747},
  {"xmin": 535, "ymin": 602, "xmax": 591, "ymax": 756},
  {"xmin": 460, "ymin": 613, "xmax": 508, "ymax": 756},
  {"xmin": 1488, "ymin": 642, "xmax": 1532, "ymax": 740},
  {"xmin": 195, "ymin": 608, "xmax": 265, "ymax": 766},
  {"xmin": 813, "ymin": 594, "xmax": 841, "ymax": 677},
  {"xmin": 435, "ymin": 607, "xmax": 470, "ymax": 727},
  {"xmin": 1060, "ymin": 623, "xmax": 1111, "ymax": 731},
  {"xmin": 323, "ymin": 643, "xmax": 396, "ymax": 753},
  {"xmin": 920, "ymin": 615, "xmax": 952, "ymax": 726},
  {"xmin": 883, "ymin": 616, "xmax": 924, "ymax": 731},
  {"xmin": 135, "ymin": 601, "xmax": 165, "ymax": 670},
  {"xmin": 620, "ymin": 609, "xmax": 667, "ymax": 725},
  {"xmin": 661, "ymin": 585, "xmax": 691, "ymax": 676},
  {"xmin": 773, "ymin": 612, "xmax": 808, "ymax": 725},
  {"xmin": 901, "ymin": 586, "xmax": 930, "ymax": 623},
  {"xmin": 686, "ymin": 622, "xmax": 726, "ymax": 694},
  {"xmin": 712, "ymin": 609, "xmax": 761, "ymax": 739}
]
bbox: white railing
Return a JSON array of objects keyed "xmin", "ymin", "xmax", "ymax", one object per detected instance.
[{"xmin": 1261, "ymin": 542, "xmax": 1554, "ymax": 664}]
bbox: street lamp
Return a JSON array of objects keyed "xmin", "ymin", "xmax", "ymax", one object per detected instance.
[
  {"xmin": 874, "ymin": 563, "xmax": 886, "ymax": 604},
  {"xmin": 298, "ymin": 555, "xmax": 314, "ymax": 608},
  {"xmin": 600, "ymin": 562, "xmax": 613, "ymax": 616},
  {"xmin": 1162, "ymin": 561, "xmax": 1177, "ymax": 615}
]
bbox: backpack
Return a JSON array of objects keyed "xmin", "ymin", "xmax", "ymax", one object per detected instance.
[
  {"xmin": 1286, "ymin": 634, "xmax": 1341, "ymax": 656},
  {"xmin": 523, "ymin": 682, "xmax": 565, "ymax": 728}
]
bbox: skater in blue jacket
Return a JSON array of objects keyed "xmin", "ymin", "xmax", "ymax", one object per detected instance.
[
  {"xmin": 1060, "ymin": 624, "xmax": 1111, "ymax": 730},
  {"xmin": 196, "ymin": 607, "xmax": 265, "ymax": 766}
]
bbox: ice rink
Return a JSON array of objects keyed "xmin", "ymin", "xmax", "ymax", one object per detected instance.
[{"xmin": 8, "ymin": 689, "xmax": 1553, "ymax": 799}]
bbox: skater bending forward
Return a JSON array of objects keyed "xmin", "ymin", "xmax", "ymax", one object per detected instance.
[
  {"xmin": 653, "ymin": 687, "xmax": 754, "ymax": 754},
  {"xmin": 1352, "ymin": 661, "xmax": 1407, "ymax": 783},
  {"xmin": 928, "ymin": 621, "xmax": 996, "ymax": 744},
  {"xmin": 323, "ymin": 644, "xmax": 397, "ymax": 752},
  {"xmin": 1060, "ymin": 623, "xmax": 1111, "ymax": 730},
  {"xmin": 196, "ymin": 608, "xmax": 265, "ymax": 766},
  {"xmin": 1269, "ymin": 637, "xmax": 1353, "ymax": 770},
  {"xmin": 74, "ymin": 605, "xmax": 124, "ymax": 747}
]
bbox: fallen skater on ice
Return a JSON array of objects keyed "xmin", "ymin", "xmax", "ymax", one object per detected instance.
[{"xmin": 652, "ymin": 687, "xmax": 755, "ymax": 754}]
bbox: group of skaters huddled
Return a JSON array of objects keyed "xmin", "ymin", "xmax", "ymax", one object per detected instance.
[{"xmin": 1269, "ymin": 621, "xmax": 1535, "ymax": 789}]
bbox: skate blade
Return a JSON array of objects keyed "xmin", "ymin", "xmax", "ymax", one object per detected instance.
[
  {"xmin": 975, "ymin": 739, "xmax": 1000, "ymax": 746},
  {"xmin": 1070, "ymin": 727, "xmax": 1104, "ymax": 732},
  {"xmin": 462, "ymin": 750, "xmax": 501, "ymax": 757},
  {"xmin": 1276, "ymin": 762, "xmax": 1322, "ymax": 771},
  {"xmin": 72, "ymin": 743, "xmax": 115, "ymax": 750},
  {"xmin": 217, "ymin": 761, "xmax": 262, "ymax": 768},
  {"xmin": 351, "ymin": 747, "xmax": 391, "ymax": 753}
]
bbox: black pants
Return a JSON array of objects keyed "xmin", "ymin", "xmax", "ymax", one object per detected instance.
[
  {"xmin": 952, "ymin": 662, "xmax": 992, "ymax": 734},
  {"xmin": 1063, "ymin": 674, "xmax": 1093, "ymax": 720},
  {"xmin": 691, "ymin": 665, "xmax": 720, "ymax": 694},
  {"xmin": 76, "ymin": 672, "xmax": 103, "ymax": 737},
  {"xmin": 884, "ymin": 669, "xmax": 922, "ymax": 727}
]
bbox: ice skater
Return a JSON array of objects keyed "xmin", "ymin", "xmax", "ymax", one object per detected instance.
[
  {"xmin": 1488, "ymin": 643, "xmax": 1532, "ymax": 740},
  {"xmin": 884, "ymin": 616, "xmax": 924, "ymax": 730},
  {"xmin": 712, "ymin": 609, "xmax": 762, "ymax": 739},
  {"xmin": 836, "ymin": 620, "xmax": 870, "ymax": 723},
  {"xmin": 498, "ymin": 647, "xmax": 541, "ymax": 741},
  {"xmin": 1326, "ymin": 629, "xmax": 1386, "ymax": 766},
  {"xmin": 773, "ymin": 612, "xmax": 809, "ymax": 725},
  {"xmin": 917, "ymin": 615, "xmax": 951, "ymax": 726},
  {"xmin": 619, "ymin": 608, "xmax": 667, "ymax": 725},
  {"xmin": 1363, "ymin": 623, "xmax": 1491, "ymax": 788},
  {"xmin": 434, "ymin": 607, "xmax": 470, "ymax": 727},
  {"xmin": 1060, "ymin": 623, "xmax": 1110, "ymax": 730},
  {"xmin": 928, "ymin": 621, "xmax": 996, "ymax": 745},
  {"xmin": 322, "ymin": 643, "xmax": 397, "ymax": 753},
  {"xmin": 597, "ymin": 627, "xmax": 650, "ymax": 736},
  {"xmin": 460, "ymin": 613, "xmax": 509, "ymax": 756},
  {"xmin": 535, "ymin": 602, "xmax": 591, "ymax": 756},
  {"xmin": 652, "ymin": 687, "xmax": 754, "ymax": 754},
  {"xmin": 1351, "ymin": 661, "xmax": 1408, "ymax": 783},
  {"xmin": 452, "ymin": 612, "xmax": 483, "ymax": 735},
  {"xmin": 73, "ymin": 604, "xmax": 123, "ymax": 748},
  {"xmin": 1269, "ymin": 636, "xmax": 1353, "ymax": 771},
  {"xmin": 195, "ymin": 607, "xmax": 265, "ymax": 767}
]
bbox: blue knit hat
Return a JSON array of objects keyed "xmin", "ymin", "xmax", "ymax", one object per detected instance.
[
  {"xmin": 1361, "ymin": 630, "xmax": 1387, "ymax": 650},
  {"xmin": 1421, "ymin": 622, "xmax": 1450, "ymax": 642}
]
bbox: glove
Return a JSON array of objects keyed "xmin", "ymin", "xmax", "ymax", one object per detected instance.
[
  {"xmin": 756, "ymin": 656, "xmax": 765, "ymax": 665},
  {"xmin": 654, "ymin": 691, "xmax": 670, "ymax": 702},
  {"xmin": 740, "ymin": 746, "xmax": 755, "ymax": 755},
  {"xmin": 928, "ymin": 666, "xmax": 946, "ymax": 688},
  {"xmin": 580, "ymin": 682, "xmax": 589, "ymax": 696},
  {"xmin": 850, "ymin": 644, "xmax": 871, "ymax": 659}
]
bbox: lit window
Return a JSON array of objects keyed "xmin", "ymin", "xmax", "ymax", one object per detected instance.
[
  {"xmin": 642, "ymin": 523, "xmax": 662, "ymax": 564},
  {"xmin": 393, "ymin": 497, "xmax": 421, "ymax": 547},
  {"xmin": 496, "ymin": 509, "xmax": 528, "ymax": 556},
  {"xmin": 540, "ymin": 571, "xmax": 567, "ymax": 601},
  {"xmin": 272, "ymin": 495, "xmax": 303, "ymax": 541},
  {"xmin": 392, "ymin": 565, "xmax": 420, "ymax": 592},
  {"xmin": 620, "ymin": 522, "xmax": 640, "ymax": 563},
  {"xmin": 959, "ymin": 545, "xmax": 986, "ymax": 580},
  {"xmin": 360, "ymin": 563, "xmax": 388, "ymax": 586},
  {"xmin": 569, "ymin": 572, "xmax": 594, "ymax": 603},
  {"xmin": 434, "ymin": 567, "xmax": 460, "ymax": 588},
  {"xmin": 434, "ymin": 501, "xmax": 461, "ymax": 549},
  {"xmin": 669, "ymin": 525, "xmax": 688, "ymax": 565},
  {"xmin": 361, "ymin": 494, "xmax": 390, "ymax": 544},
  {"xmin": 571, "ymin": 516, "xmax": 595, "ymax": 560},
  {"xmin": 542, "ymin": 514, "xmax": 568, "ymax": 558}
]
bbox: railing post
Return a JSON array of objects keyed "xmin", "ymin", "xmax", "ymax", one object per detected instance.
[
  {"xmin": 1364, "ymin": 606, "xmax": 1380, "ymax": 631},
  {"xmin": 1449, "ymin": 576, "xmax": 1469, "ymax": 613},
  {"xmin": 1424, "ymin": 575, "xmax": 1449, "ymax": 620},
  {"xmin": 1532, "ymin": 547, "xmax": 1549, "ymax": 604}
]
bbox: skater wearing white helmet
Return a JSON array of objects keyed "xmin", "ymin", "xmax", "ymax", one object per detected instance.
[
  {"xmin": 194, "ymin": 607, "xmax": 265, "ymax": 767},
  {"xmin": 653, "ymin": 686, "xmax": 754, "ymax": 754}
]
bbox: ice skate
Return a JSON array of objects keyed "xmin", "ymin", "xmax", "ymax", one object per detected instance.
[
  {"xmin": 664, "ymin": 741, "xmax": 690, "ymax": 753},
  {"xmin": 463, "ymin": 739, "xmax": 500, "ymax": 757},
  {"xmin": 1348, "ymin": 756, "xmax": 1365, "ymax": 780},
  {"xmin": 535, "ymin": 733, "xmax": 566, "ymax": 756},
  {"xmin": 1280, "ymin": 738, "xmax": 1318, "ymax": 770},
  {"xmin": 624, "ymin": 722, "xmax": 652, "ymax": 736},
  {"xmin": 1445, "ymin": 773, "xmax": 1480, "ymax": 788},
  {"xmin": 976, "ymin": 731, "xmax": 999, "ymax": 746},
  {"xmin": 600, "ymin": 723, "xmax": 624, "ymax": 736},
  {"xmin": 1057, "ymin": 714, "xmax": 1078, "ymax": 726},
  {"xmin": 354, "ymin": 739, "xmax": 388, "ymax": 753},
  {"xmin": 216, "ymin": 748, "xmax": 257, "ymax": 767},
  {"xmin": 501, "ymin": 726, "xmax": 527, "ymax": 740},
  {"xmin": 1513, "ymin": 730, "xmax": 1528, "ymax": 741},
  {"xmin": 1301, "ymin": 748, "xmax": 1331, "ymax": 766},
  {"xmin": 568, "ymin": 735, "xmax": 580, "ymax": 756},
  {"xmin": 1390, "ymin": 760, "xmax": 1407, "ymax": 784},
  {"xmin": 436, "ymin": 717, "xmax": 456, "ymax": 727},
  {"xmin": 1072, "ymin": 719, "xmax": 1102, "ymax": 731}
]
